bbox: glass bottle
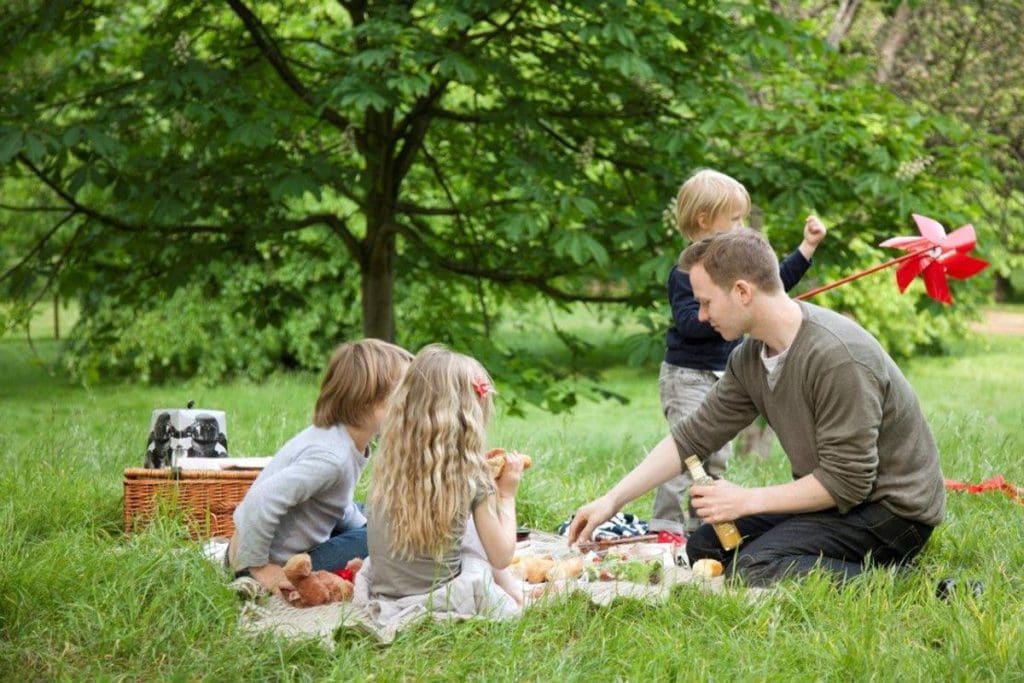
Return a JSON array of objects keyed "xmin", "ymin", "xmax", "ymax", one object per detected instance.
[{"xmin": 685, "ymin": 455, "xmax": 742, "ymax": 550}]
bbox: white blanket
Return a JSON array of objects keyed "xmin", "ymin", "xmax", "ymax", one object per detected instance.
[{"xmin": 237, "ymin": 530, "xmax": 723, "ymax": 648}]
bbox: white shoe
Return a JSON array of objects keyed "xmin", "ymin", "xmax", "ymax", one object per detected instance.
[{"xmin": 229, "ymin": 575, "xmax": 268, "ymax": 600}]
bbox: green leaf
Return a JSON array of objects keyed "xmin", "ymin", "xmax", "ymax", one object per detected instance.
[
  {"xmin": 339, "ymin": 88, "xmax": 391, "ymax": 113},
  {"xmin": 270, "ymin": 173, "xmax": 320, "ymax": 201},
  {"xmin": 437, "ymin": 52, "xmax": 479, "ymax": 83},
  {"xmin": 84, "ymin": 128, "xmax": 124, "ymax": 159},
  {"xmin": 22, "ymin": 133, "xmax": 47, "ymax": 163},
  {"xmin": 0, "ymin": 129, "xmax": 23, "ymax": 163}
]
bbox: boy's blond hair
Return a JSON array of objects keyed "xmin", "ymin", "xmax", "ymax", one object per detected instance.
[
  {"xmin": 674, "ymin": 169, "xmax": 751, "ymax": 240},
  {"xmin": 313, "ymin": 339, "xmax": 413, "ymax": 429},
  {"xmin": 369, "ymin": 345, "xmax": 496, "ymax": 560},
  {"xmin": 678, "ymin": 230, "xmax": 782, "ymax": 294}
]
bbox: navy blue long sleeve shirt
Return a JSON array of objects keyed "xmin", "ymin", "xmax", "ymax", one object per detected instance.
[{"xmin": 664, "ymin": 248, "xmax": 812, "ymax": 371}]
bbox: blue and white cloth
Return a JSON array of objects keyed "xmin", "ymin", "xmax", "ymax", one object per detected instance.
[{"xmin": 557, "ymin": 512, "xmax": 648, "ymax": 541}]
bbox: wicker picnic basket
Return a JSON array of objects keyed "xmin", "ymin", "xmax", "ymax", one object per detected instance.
[{"xmin": 123, "ymin": 468, "xmax": 259, "ymax": 538}]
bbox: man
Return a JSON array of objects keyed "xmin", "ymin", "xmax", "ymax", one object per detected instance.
[{"xmin": 568, "ymin": 230, "xmax": 945, "ymax": 585}]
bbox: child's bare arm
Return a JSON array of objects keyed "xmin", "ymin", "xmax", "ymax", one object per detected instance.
[
  {"xmin": 492, "ymin": 567, "xmax": 524, "ymax": 606},
  {"xmin": 473, "ymin": 452, "xmax": 526, "ymax": 568}
]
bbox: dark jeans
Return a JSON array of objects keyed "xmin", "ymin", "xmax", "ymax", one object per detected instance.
[
  {"xmin": 307, "ymin": 524, "xmax": 368, "ymax": 572},
  {"xmin": 685, "ymin": 501, "xmax": 933, "ymax": 587}
]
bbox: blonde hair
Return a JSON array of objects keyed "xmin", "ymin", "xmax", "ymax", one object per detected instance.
[
  {"xmin": 369, "ymin": 345, "xmax": 496, "ymax": 560},
  {"xmin": 679, "ymin": 230, "xmax": 782, "ymax": 294},
  {"xmin": 674, "ymin": 169, "xmax": 751, "ymax": 240},
  {"xmin": 312, "ymin": 339, "xmax": 413, "ymax": 429}
]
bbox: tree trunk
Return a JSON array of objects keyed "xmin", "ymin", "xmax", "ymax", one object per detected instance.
[
  {"xmin": 876, "ymin": 0, "xmax": 911, "ymax": 84},
  {"xmin": 360, "ymin": 227, "xmax": 396, "ymax": 342},
  {"xmin": 827, "ymin": 0, "xmax": 863, "ymax": 49}
]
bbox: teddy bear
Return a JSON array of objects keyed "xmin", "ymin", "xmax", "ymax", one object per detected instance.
[{"xmin": 281, "ymin": 553, "xmax": 363, "ymax": 607}]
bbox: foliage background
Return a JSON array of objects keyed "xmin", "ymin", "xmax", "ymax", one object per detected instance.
[{"xmin": 1, "ymin": 0, "xmax": 1013, "ymax": 400}]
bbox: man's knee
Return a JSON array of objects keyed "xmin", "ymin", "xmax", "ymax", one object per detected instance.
[
  {"xmin": 731, "ymin": 552, "xmax": 780, "ymax": 586},
  {"xmin": 685, "ymin": 525, "xmax": 727, "ymax": 565}
]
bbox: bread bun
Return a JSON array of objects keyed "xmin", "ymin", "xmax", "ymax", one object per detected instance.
[
  {"xmin": 545, "ymin": 556, "xmax": 584, "ymax": 581},
  {"xmin": 691, "ymin": 558, "xmax": 724, "ymax": 578},
  {"xmin": 514, "ymin": 556, "xmax": 555, "ymax": 583},
  {"xmin": 485, "ymin": 448, "xmax": 533, "ymax": 479}
]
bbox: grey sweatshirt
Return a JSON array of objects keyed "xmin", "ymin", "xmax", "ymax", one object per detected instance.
[
  {"xmin": 232, "ymin": 425, "xmax": 368, "ymax": 568},
  {"xmin": 671, "ymin": 301, "xmax": 945, "ymax": 526}
]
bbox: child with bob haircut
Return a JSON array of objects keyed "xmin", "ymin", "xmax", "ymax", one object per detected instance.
[
  {"xmin": 229, "ymin": 338, "xmax": 413, "ymax": 593},
  {"xmin": 359, "ymin": 344, "xmax": 526, "ymax": 612},
  {"xmin": 651, "ymin": 168, "xmax": 827, "ymax": 536}
]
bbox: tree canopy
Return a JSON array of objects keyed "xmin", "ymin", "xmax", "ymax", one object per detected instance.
[{"xmin": 0, "ymin": 0, "xmax": 1001, "ymax": 404}]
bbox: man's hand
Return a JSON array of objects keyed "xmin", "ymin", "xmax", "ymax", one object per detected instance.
[
  {"xmin": 566, "ymin": 494, "xmax": 619, "ymax": 546},
  {"xmin": 689, "ymin": 479, "xmax": 752, "ymax": 524}
]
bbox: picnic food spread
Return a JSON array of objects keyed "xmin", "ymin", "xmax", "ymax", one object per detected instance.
[
  {"xmin": 510, "ymin": 545, "xmax": 667, "ymax": 586},
  {"xmin": 584, "ymin": 553, "xmax": 664, "ymax": 584},
  {"xmin": 510, "ymin": 555, "xmax": 584, "ymax": 583}
]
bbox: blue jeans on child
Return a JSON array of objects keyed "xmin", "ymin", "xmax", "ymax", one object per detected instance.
[
  {"xmin": 308, "ymin": 524, "xmax": 368, "ymax": 572},
  {"xmin": 308, "ymin": 501, "xmax": 368, "ymax": 572},
  {"xmin": 685, "ymin": 500, "xmax": 933, "ymax": 586}
]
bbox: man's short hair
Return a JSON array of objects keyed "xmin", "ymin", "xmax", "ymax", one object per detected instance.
[
  {"xmin": 313, "ymin": 339, "xmax": 413, "ymax": 428},
  {"xmin": 678, "ymin": 230, "xmax": 783, "ymax": 294}
]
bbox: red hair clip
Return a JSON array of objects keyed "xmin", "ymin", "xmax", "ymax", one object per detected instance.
[{"xmin": 472, "ymin": 376, "xmax": 491, "ymax": 399}]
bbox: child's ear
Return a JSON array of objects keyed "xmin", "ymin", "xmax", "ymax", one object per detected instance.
[{"xmin": 696, "ymin": 211, "xmax": 709, "ymax": 231}]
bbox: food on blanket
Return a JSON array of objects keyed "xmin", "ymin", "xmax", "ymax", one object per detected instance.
[
  {"xmin": 282, "ymin": 553, "xmax": 360, "ymax": 607},
  {"xmin": 510, "ymin": 555, "xmax": 583, "ymax": 583},
  {"xmin": 545, "ymin": 556, "xmax": 585, "ymax": 581},
  {"xmin": 585, "ymin": 555, "xmax": 663, "ymax": 584},
  {"xmin": 511, "ymin": 555, "xmax": 556, "ymax": 583},
  {"xmin": 485, "ymin": 448, "xmax": 533, "ymax": 479},
  {"xmin": 691, "ymin": 558, "xmax": 724, "ymax": 579}
]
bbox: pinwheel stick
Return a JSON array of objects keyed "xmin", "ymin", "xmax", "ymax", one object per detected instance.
[{"xmin": 796, "ymin": 246, "xmax": 933, "ymax": 301}]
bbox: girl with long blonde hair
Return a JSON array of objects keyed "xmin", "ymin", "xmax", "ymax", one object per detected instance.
[{"xmin": 364, "ymin": 345, "xmax": 525, "ymax": 606}]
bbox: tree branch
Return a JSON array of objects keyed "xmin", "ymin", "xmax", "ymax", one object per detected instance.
[
  {"xmin": 398, "ymin": 220, "xmax": 647, "ymax": 305},
  {"xmin": 16, "ymin": 155, "xmax": 355, "ymax": 243},
  {"xmin": 0, "ymin": 203, "xmax": 68, "ymax": 213},
  {"xmin": 0, "ymin": 210, "xmax": 77, "ymax": 285},
  {"xmin": 396, "ymin": 198, "xmax": 523, "ymax": 216},
  {"xmin": 26, "ymin": 221, "xmax": 85, "ymax": 309},
  {"xmin": 225, "ymin": 0, "xmax": 351, "ymax": 132},
  {"xmin": 534, "ymin": 119, "xmax": 647, "ymax": 172}
]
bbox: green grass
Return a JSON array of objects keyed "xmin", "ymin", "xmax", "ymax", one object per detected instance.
[{"xmin": 2, "ymin": 309, "xmax": 1024, "ymax": 679}]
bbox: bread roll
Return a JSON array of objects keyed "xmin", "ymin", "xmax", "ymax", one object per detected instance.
[
  {"xmin": 545, "ymin": 556, "xmax": 585, "ymax": 581},
  {"xmin": 520, "ymin": 556, "xmax": 555, "ymax": 583},
  {"xmin": 485, "ymin": 448, "xmax": 533, "ymax": 479},
  {"xmin": 691, "ymin": 558, "xmax": 724, "ymax": 578}
]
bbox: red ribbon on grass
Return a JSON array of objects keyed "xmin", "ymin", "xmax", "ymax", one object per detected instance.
[{"xmin": 945, "ymin": 476, "xmax": 1024, "ymax": 505}]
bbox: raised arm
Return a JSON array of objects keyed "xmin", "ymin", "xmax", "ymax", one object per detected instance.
[{"xmin": 473, "ymin": 452, "xmax": 526, "ymax": 569}]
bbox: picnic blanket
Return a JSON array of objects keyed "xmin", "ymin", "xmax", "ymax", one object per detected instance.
[{"xmin": 237, "ymin": 530, "xmax": 724, "ymax": 648}]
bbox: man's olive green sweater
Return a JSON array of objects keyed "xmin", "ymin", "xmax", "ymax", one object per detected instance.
[{"xmin": 672, "ymin": 301, "xmax": 945, "ymax": 526}]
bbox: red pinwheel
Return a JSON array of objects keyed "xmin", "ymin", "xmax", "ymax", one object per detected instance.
[
  {"xmin": 798, "ymin": 213, "xmax": 988, "ymax": 304},
  {"xmin": 878, "ymin": 214, "xmax": 989, "ymax": 304}
]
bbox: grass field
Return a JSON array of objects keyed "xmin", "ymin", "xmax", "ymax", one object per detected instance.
[{"xmin": 1, "ymin": 308, "xmax": 1023, "ymax": 680}]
